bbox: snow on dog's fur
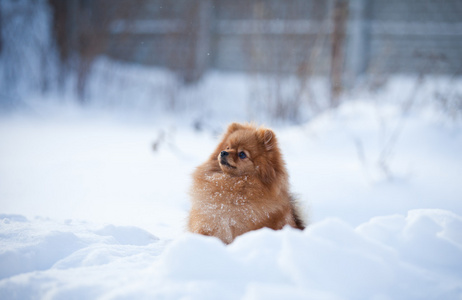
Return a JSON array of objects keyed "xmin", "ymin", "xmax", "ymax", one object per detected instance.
[{"xmin": 188, "ymin": 122, "xmax": 305, "ymax": 244}]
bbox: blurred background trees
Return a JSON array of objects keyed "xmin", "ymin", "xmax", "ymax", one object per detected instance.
[{"xmin": 1, "ymin": 0, "xmax": 461, "ymax": 122}]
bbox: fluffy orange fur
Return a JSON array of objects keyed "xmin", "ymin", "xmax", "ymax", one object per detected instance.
[{"xmin": 188, "ymin": 122, "xmax": 305, "ymax": 244}]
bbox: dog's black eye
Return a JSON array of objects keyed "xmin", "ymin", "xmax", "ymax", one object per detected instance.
[{"xmin": 238, "ymin": 151, "xmax": 247, "ymax": 159}]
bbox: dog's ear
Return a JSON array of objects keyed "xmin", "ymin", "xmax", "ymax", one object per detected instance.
[
  {"xmin": 226, "ymin": 122, "xmax": 245, "ymax": 134},
  {"xmin": 257, "ymin": 128, "xmax": 275, "ymax": 151},
  {"xmin": 256, "ymin": 128, "xmax": 278, "ymax": 185}
]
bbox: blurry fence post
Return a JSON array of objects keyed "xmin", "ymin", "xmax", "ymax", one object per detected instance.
[
  {"xmin": 330, "ymin": 0, "xmax": 349, "ymax": 108},
  {"xmin": 0, "ymin": 9, "xmax": 2, "ymax": 54},
  {"xmin": 184, "ymin": 0, "xmax": 212, "ymax": 83},
  {"xmin": 345, "ymin": 0, "xmax": 368, "ymax": 87},
  {"xmin": 195, "ymin": 0, "xmax": 212, "ymax": 81},
  {"xmin": 67, "ymin": 0, "xmax": 79, "ymax": 64}
]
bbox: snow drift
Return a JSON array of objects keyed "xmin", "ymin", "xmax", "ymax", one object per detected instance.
[
  {"xmin": 1, "ymin": 209, "xmax": 461, "ymax": 300},
  {"xmin": 1, "ymin": 100, "xmax": 462, "ymax": 299}
]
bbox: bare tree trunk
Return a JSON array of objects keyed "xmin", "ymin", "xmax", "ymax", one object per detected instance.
[{"xmin": 330, "ymin": 0, "xmax": 349, "ymax": 108}]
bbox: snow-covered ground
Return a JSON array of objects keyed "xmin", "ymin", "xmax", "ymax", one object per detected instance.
[
  {"xmin": 2, "ymin": 0, "xmax": 462, "ymax": 298},
  {"xmin": 1, "ymin": 99, "xmax": 461, "ymax": 299}
]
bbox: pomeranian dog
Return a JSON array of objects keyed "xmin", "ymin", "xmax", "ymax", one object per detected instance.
[{"xmin": 188, "ymin": 122, "xmax": 305, "ymax": 244}]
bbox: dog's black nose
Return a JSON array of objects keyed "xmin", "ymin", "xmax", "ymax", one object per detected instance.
[{"xmin": 220, "ymin": 151, "xmax": 229, "ymax": 157}]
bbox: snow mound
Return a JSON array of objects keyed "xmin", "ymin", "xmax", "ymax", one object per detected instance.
[
  {"xmin": 1, "ymin": 210, "xmax": 461, "ymax": 299},
  {"xmin": 0, "ymin": 216, "xmax": 160, "ymax": 280},
  {"xmin": 95, "ymin": 225, "xmax": 158, "ymax": 246}
]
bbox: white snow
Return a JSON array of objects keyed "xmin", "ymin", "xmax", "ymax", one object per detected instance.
[
  {"xmin": 2, "ymin": 1, "xmax": 462, "ymax": 298},
  {"xmin": 1, "ymin": 97, "xmax": 462, "ymax": 299}
]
